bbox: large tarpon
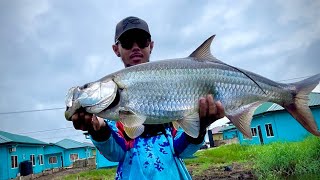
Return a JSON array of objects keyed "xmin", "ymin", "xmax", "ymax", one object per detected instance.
[{"xmin": 65, "ymin": 35, "xmax": 320, "ymax": 139}]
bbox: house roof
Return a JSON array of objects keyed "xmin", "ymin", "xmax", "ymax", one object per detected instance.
[
  {"xmin": 210, "ymin": 126, "xmax": 224, "ymax": 134},
  {"xmin": 221, "ymin": 125, "xmax": 236, "ymax": 132},
  {"xmin": 55, "ymin": 139, "xmax": 93, "ymax": 149},
  {"xmin": 254, "ymin": 92, "xmax": 320, "ymax": 116},
  {"xmin": 0, "ymin": 131, "xmax": 47, "ymax": 145}
]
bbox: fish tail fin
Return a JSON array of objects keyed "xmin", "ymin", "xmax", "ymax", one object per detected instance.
[{"xmin": 283, "ymin": 74, "xmax": 320, "ymax": 136}]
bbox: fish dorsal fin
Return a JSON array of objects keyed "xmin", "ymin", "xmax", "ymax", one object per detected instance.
[
  {"xmin": 189, "ymin": 35, "xmax": 219, "ymax": 61},
  {"xmin": 226, "ymin": 102, "xmax": 262, "ymax": 139},
  {"xmin": 189, "ymin": 35, "xmax": 267, "ymax": 95}
]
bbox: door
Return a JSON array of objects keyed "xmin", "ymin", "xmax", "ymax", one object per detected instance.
[
  {"xmin": 257, "ymin": 125, "xmax": 264, "ymax": 145},
  {"xmin": 61, "ymin": 156, "xmax": 64, "ymax": 167}
]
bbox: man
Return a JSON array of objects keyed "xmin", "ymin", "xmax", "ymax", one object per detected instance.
[{"xmin": 71, "ymin": 16, "xmax": 225, "ymax": 180}]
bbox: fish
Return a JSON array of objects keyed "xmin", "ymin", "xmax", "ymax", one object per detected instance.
[{"xmin": 65, "ymin": 35, "xmax": 320, "ymax": 139}]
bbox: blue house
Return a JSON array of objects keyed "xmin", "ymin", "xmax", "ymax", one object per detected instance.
[
  {"xmin": 54, "ymin": 139, "xmax": 95, "ymax": 167},
  {"xmin": 221, "ymin": 125, "xmax": 238, "ymax": 140},
  {"xmin": 0, "ymin": 131, "xmax": 47, "ymax": 180},
  {"xmin": 238, "ymin": 92, "xmax": 320, "ymax": 145}
]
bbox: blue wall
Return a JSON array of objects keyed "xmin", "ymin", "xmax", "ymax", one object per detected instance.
[
  {"xmin": 44, "ymin": 153, "xmax": 63, "ymax": 169},
  {"xmin": 0, "ymin": 144, "xmax": 46, "ymax": 180},
  {"xmin": 223, "ymin": 129, "xmax": 238, "ymax": 140},
  {"xmin": 239, "ymin": 107, "xmax": 320, "ymax": 145},
  {"xmin": 0, "ymin": 146, "xmax": 9, "ymax": 180},
  {"xmin": 63, "ymin": 148, "xmax": 91, "ymax": 167}
]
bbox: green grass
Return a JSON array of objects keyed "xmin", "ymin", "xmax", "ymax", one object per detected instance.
[
  {"xmin": 185, "ymin": 136, "xmax": 320, "ymax": 179},
  {"xmin": 252, "ymin": 136, "xmax": 320, "ymax": 179},
  {"xmin": 63, "ymin": 168, "xmax": 116, "ymax": 180},
  {"xmin": 61, "ymin": 136, "xmax": 320, "ymax": 179}
]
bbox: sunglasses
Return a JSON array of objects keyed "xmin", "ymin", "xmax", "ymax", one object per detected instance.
[{"xmin": 117, "ymin": 37, "xmax": 150, "ymax": 50}]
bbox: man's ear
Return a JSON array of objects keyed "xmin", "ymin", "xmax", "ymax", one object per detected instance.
[
  {"xmin": 149, "ymin": 41, "xmax": 154, "ymax": 54},
  {"xmin": 112, "ymin": 44, "xmax": 121, "ymax": 57}
]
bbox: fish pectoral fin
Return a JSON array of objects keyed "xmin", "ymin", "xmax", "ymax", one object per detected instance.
[
  {"xmin": 124, "ymin": 125, "xmax": 145, "ymax": 139},
  {"xmin": 119, "ymin": 109, "xmax": 146, "ymax": 127},
  {"xmin": 177, "ymin": 113, "xmax": 200, "ymax": 138},
  {"xmin": 226, "ymin": 102, "xmax": 262, "ymax": 139},
  {"xmin": 172, "ymin": 121, "xmax": 180, "ymax": 130}
]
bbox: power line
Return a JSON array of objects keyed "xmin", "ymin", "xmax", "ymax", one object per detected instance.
[
  {"xmin": 19, "ymin": 127, "xmax": 74, "ymax": 134},
  {"xmin": 277, "ymin": 75, "xmax": 313, "ymax": 82},
  {"xmin": 0, "ymin": 107, "xmax": 64, "ymax": 115}
]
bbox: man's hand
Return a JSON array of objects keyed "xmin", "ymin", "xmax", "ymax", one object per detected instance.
[
  {"xmin": 186, "ymin": 94, "xmax": 225, "ymax": 144},
  {"xmin": 71, "ymin": 108, "xmax": 110, "ymax": 141},
  {"xmin": 199, "ymin": 94, "xmax": 225, "ymax": 131}
]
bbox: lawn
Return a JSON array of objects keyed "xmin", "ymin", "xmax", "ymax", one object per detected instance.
[{"xmin": 62, "ymin": 136, "xmax": 320, "ymax": 179}]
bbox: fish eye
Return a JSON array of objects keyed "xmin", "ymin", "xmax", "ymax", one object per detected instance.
[{"xmin": 80, "ymin": 83, "xmax": 90, "ymax": 90}]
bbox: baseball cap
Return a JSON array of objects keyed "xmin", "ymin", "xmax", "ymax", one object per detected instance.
[{"xmin": 114, "ymin": 16, "xmax": 151, "ymax": 43}]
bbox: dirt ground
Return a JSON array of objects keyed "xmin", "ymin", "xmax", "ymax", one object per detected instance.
[
  {"xmin": 34, "ymin": 163, "xmax": 256, "ymax": 180},
  {"xmin": 34, "ymin": 167, "xmax": 92, "ymax": 180},
  {"xmin": 189, "ymin": 163, "xmax": 256, "ymax": 180}
]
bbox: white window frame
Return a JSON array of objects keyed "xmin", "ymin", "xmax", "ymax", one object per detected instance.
[
  {"xmin": 11, "ymin": 155, "xmax": 18, "ymax": 168},
  {"xmin": 70, "ymin": 153, "xmax": 79, "ymax": 162},
  {"xmin": 30, "ymin": 154, "xmax": 35, "ymax": 166},
  {"xmin": 49, "ymin": 156, "xmax": 57, "ymax": 164},
  {"xmin": 38, "ymin": 154, "xmax": 44, "ymax": 165},
  {"xmin": 251, "ymin": 127, "xmax": 257, "ymax": 137},
  {"xmin": 265, "ymin": 123, "xmax": 274, "ymax": 137}
]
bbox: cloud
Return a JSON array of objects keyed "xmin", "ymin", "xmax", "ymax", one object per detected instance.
[{"xmin": 1, "ymin": 1, "xmax": 320, "ymax": 143}]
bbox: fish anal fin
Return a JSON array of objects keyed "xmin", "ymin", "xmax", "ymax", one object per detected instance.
[
  {"xmin": 124, "ymin": 125, "xmax": 145, "ymax": 139},
  {"xmin": 119, "ymin": 109, "xmax": 146, "ymax": 127},
  {"xmin": 177, "ymin": 112, "xmax": 200, "ymax": 138},
  {"xmin": 226, "ymin": 102, "xmax": 262, "ymax": 139}
]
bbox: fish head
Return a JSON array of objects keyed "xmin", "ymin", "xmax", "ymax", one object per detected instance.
[{"xmin": 64, "ymin": 79, "xmax": 118, "ymax": 120}]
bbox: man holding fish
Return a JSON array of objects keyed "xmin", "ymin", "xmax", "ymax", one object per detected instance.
[{"xmin": 69, "ymin": 16, "xmax": 225, "ymax": 180}]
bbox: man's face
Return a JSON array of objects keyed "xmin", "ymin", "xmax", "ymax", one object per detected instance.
[{"xmin": 113, "ymin": 29, "xmax": 154, "ymax": 67}]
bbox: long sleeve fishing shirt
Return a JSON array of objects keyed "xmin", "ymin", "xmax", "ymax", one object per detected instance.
[{"xmin": 91, "ymin": 120, "xmax": 204, "ymax": 180}]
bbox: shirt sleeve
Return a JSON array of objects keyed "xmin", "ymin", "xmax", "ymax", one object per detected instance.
[
  {"xmin": 173, "ymin": 129, "xmax": 204, "ymax": 158},
  {"xmin": 90, "ymin": 120, "xmax": 128, "ymax": 162}
]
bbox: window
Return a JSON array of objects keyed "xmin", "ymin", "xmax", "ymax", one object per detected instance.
[
  {"xmin": 11, "ymin": 155, "xmax": 18, "ymax": 168},
  {"xmin": 251, "ymin": 128, "xmax": 257, "ymax": 137},
  {"xmin": 49, "ymin": 156, "xmax": 57, "ymax": 164},
  {"xmin": 70, "ymin": 153, "xmax": 79, "ymax": 162},
  {"xmin": 38, "ymin": 154, "xmax": 44, "ymax": 165},
  {"xmin": 265, "ymin": 123, "xmax": 274, "ymax": 137},
  {"xmin": 30, "ymin": 154, "xmax": 35, "ymax": 166}
]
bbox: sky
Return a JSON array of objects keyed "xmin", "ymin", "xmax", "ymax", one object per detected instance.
[{"xmin": 1, "ymin": 0, "xmax": 320, "ymax": 143}]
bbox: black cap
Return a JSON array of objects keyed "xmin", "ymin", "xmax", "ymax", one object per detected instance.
[{"xmin": 114, "ymin": 16, "xmax": 151, "ymax": 43}]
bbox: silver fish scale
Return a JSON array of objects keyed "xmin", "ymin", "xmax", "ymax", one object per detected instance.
[{"xmin": 111, "ymin": 58, "xmax": 291, "ymax": 123}]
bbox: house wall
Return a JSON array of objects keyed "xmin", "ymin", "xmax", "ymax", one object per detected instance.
[
  {"xmin": 0, "ymin": 146, "xmax": 9, "ymax": 180},
  {"xmin": 213, "ymin": 133, "xmax": 223, "ymax": 141},
  {"xmin": 44, "ymin": 153, "xmax": 63, "ymax": 169},
  {"xmin": 63, "ymin": 148, "xmax": 88, "ymax": 167},
  {"xmin": 223, "ymin": 129, "xmax": 238, "ymax": 140},
  {"xmin": 5, "ymin": 144, "xmax": 46, "ymax": 179},
  {"xmin": 44, "ymin": 145, "xmax": 64, "ymax": 169},
  {"xmin": 239, "ymin": 107, "xmax": 320, "ymax": 145}
]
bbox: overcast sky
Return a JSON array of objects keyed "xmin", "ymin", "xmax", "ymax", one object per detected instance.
[{"xmin": 1, "ymin": 0, "xmax": 319, "ymax": 143}]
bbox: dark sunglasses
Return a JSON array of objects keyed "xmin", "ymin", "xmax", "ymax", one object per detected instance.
[{"xmin": 117, "ymin": 37, "xmax": 150, "ymax": 50}]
